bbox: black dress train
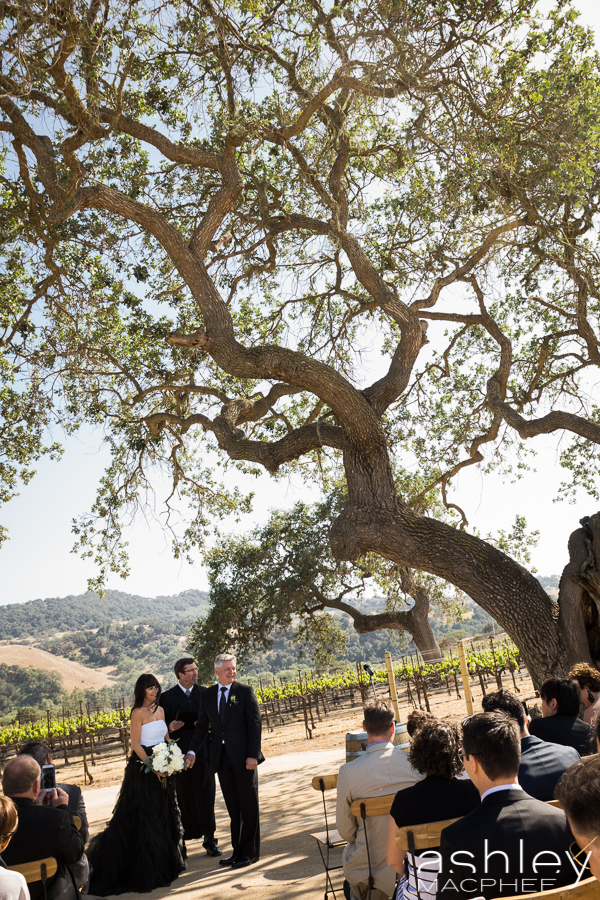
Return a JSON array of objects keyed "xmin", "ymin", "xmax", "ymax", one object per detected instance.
[{"xmin": 88, "ymin": 744, "xmax": 186, "ymax": 895}]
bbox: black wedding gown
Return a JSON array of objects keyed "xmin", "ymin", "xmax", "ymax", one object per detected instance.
[{"xmin": 88, "ymin": 722, "xmax": 186, "ymax": 896}]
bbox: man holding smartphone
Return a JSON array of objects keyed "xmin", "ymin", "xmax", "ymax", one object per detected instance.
[
  {"xmin": 18, "ymin": 741, "xmax": 90, "ymax": 890},
  {"xmin": 2, "ymin": 756, "xmax": 84, "ymax": 900}
]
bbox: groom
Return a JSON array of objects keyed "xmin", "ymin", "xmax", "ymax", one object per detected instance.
[
  {"xmin": 160, "ymin": 657, "xmax": 221, "ymax": 856},
  {"xmin": 185, "ymin": 653, "xmax": 263, "ymax": 869}
]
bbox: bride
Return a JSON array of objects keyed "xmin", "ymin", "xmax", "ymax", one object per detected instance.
[{"xmin": 88, "ymin": 674, "xmax": 187, "ymax": 895}]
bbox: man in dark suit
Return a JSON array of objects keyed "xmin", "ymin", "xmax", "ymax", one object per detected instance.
[
  {"xmin": 529, "ymin": 677, "xmax": 594, "ymax": 755},
  {"xmin": 438, "ymin": 711, "xmax": 576, "ymax": 900},
  {"xmin": 18, "ymin": 740, "xmax": 89, "ymax": 890},
  {"xmin": 18, "ymin": 742, "xmax": 89, "ymax": 843},
  {"xmin": 159, "ymin": 657, "xmax": 220, "ymax": 855},
  {"xmin": 186, "ymin": 653, "xmax": 263, "ymax": 870},
  {"xmin": 2, "ymin": 756, "xmax": 84, "ymax": 900},
  {"xmin": 482, "ymin": 689, "xmax": 580, "ymax": 800}
]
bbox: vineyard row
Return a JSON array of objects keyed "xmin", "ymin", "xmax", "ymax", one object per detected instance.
[{"xmin": 0, "ymin": 642, "xmax": 521, "ymax": 749}]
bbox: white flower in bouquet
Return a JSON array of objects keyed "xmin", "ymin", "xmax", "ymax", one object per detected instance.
[{"xmin": 140, "ymin": 741, "xmax": 185, "ymax": 787}]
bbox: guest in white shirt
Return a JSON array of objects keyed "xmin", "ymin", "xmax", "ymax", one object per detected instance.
[{"xmin": 0, "ymin": 796, "xmax": 29, "ymax": 900}]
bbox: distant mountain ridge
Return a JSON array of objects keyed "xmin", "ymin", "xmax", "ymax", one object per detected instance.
[{"xmin": 0, "ymin": 588, "xmax": 210, "ymax": 640}]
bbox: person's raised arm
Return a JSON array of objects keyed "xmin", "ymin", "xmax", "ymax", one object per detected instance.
[{"xmin": 130, "ymin": 708, "xmax": 148, "ymax": 763}]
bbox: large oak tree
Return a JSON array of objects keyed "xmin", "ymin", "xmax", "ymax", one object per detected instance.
[{"xmin": 3, "ymin": 0, "xmax": 600, "ymax": 684}]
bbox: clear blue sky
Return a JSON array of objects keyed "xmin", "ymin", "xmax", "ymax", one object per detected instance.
[{"xmin": 2, "ymin": 0, "xmax": 599, "ymax": 605}]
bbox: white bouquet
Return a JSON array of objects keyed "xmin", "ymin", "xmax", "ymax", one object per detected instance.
[{"xmin": 140, "ymin": 742, "xmax": 185, "ymax": 788}]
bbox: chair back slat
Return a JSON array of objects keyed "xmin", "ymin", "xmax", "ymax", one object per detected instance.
[
  {"xmin": 396, "ymin": 818, "xmax": 460, "ymax": 851},
  {"xmin": 8, "ymin": 857, "xmax": 58, "ymax": 885},
  {"xmin": 312, "ymin": 773, "xmax": 338, "ymax": 791},
  {"xmin": 350, "ymin": 793, "xmax": 397, "ymax": 818}
]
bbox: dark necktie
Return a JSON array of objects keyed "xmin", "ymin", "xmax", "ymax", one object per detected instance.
[
  {"xmin": 219, "ymin": 686, "xmax": 227, "ymax": 724},
  {"xmin": 185, "ymin": 689, "xmax": 191, "ymax": 699}
]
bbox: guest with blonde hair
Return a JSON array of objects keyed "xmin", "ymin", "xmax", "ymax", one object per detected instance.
[{"xmin": 0, "ymin": 796, "xmax": 29, "ymax": 900}]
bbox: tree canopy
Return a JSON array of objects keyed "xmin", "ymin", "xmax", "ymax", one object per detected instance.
[{"xmin": 3, "ymin": 0, "xmax": 600, "ymax": 683}]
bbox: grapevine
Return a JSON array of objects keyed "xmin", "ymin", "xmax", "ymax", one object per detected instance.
[
  {"xmin": 0, "ymin": 709, "xmax": 130, "ymax": 747},
  {"xmin": 254, "ymin": 644, "xmax": 521, "ymax": 704},
  {"xmin": 0, "ymin": 643, "xmax": 520, "ymax": 748}
]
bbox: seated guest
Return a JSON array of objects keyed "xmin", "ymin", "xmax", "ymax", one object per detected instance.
[
  {"xmin": 482, "ymin": 689, "xmax": 579, "ymax": 800},
  {"xmin": 569, "ymin": 663, "xmax": 600, "ymax": 725},
  {"xmin": 17, "ymin": 742, "xmax": 89, "ymax": 892},
  {"xmin": 336, "ymin": 700, "xmax": 422, "ymax": 900},
  {"xmin": 386, "ymin": 721, "xmax": 479, "ymax": 900},
  {"xmin": 2, "ymin": 757, "xmax": 84, "ymax": 900},
  {"xmin": 0, "ymin": 796, "xmax": 29, "ymax": 900},
  {"xmin": 406, "ymin": 710, "xmax": 436, "ymax": 738},
  {"xmin": 529, "ymin": 678, "xmax": 594, "ymax": 755},
  {"xmin": 555, "ymin": 755, "xmax": 600, "ymax": 882},
  {"xmin": 438, "ymin": 711, "xmax": 575, "ymax": 900},
  {"xmin": 17, "ymin": 743, "xmax": 89, "ymax": 843}
]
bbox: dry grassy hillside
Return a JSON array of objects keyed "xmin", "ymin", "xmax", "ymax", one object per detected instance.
[{"xmin": 0, "ymin": 645, "xmax": 116, "ymax": 691}]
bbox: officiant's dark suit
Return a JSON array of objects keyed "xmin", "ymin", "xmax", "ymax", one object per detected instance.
[
  {"xmin": 188, "ymin": 659, "xmax": 263, "ymax": 868},
  {"xmin": 160, "ymin": 679, "xmax": 217, "ymax": 850}
]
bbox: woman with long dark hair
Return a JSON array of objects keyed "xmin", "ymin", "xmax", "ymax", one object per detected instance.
[
  {"xmin": 88, "ymin": 674, "xmax": 186, "ymax": 895},
  {"xmin": 386, "ymin": 720, "xmax": 479, "ymax": 900}
]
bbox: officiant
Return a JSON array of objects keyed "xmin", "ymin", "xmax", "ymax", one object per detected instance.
[{"xmin": 160, "ymin": 658, "xmax": 221, "ymax": 856}]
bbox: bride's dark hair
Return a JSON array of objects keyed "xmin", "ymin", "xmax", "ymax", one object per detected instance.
[{"xmin": 132, "ymin": 674, "xmax": 161, "ymax": 713}]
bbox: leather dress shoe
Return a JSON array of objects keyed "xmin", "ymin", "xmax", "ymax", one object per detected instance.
[
  {"xmin": 230, "ymin": 856, "xmax": 259, "ymax": 869},
  {"xmin": 205, "ymin": 844, "xmax": 223, "ymax": 857},
  {"xmin": 218, "ymin": 856, "xmax": 238, "ymax": 867}
]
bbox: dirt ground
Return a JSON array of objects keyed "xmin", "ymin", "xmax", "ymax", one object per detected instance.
[{"xmin": 85, "ymin": 747, "xmax": 347, "ymax": 900}]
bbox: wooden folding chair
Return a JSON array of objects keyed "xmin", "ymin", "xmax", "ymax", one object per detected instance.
[
  {"xmin": 8, "ymin": 856, "xmax": 58, "ymax": 900},
  {"xmin": 348, "ymin": 794, "xmax": 398, "ymax": 899},
  {"xmin": 310, "ymin": 774, "xmax": 346, "ymax": 900}
]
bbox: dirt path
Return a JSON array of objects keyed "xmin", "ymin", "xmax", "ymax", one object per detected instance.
[{"xmin": 86, "ymin": 747, "xmax": 346, "ymax": 900}]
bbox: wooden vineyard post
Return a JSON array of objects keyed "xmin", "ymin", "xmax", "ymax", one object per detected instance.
[
  {"xmin": 259, "ymin": 679, "xmax": 272, "ymax": 731},
  {"xmin": 275, "ymin": 694, "xmax": 285, "ymax": 726},
  {"xmin": 313, "ymin": 691, "xmax": 322, "ymax": 722},
  {"xmin": 458, "ymin": 640, "xmax": 474, "ymax": 715},
  {"xmin": 301, "ymin": 695, "xmax": 312, "ymax": 739},
  {"xmin": 385, "ymin": 652, "xmax": 401, "ymax": 722},
  {"xmin": 509, "ymin": 658, "xmax": 520, "ymax": 692},
  {"xmin": 78, "ymin": 728, "xmax": 94, "ymax": 785},
  {"xmin": 477, "ymin": 664, "xmax": 486, "ymax": 697},
  {"xmin": 307, "ymin": 694, "xmax": 316, "ymax": 730},
  {"xmin": 490, "ymin": 637, "xmax": 503, "ymax": 690},
  {"xmin": 120, "ymin": 726, "xmax": 130, "ymax": 757},
  {"xmin": 418, "ymin": 668, "xmax": 431, "ymax": 713},
  {"xmin": 414, "ymin": 675, "xmax": 422, "ymax": 708},
  {"xmin": 47, "ymin": 710, "xmax": 52, "ymax": 750}
]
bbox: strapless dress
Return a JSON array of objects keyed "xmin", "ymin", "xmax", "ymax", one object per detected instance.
[{"xmin": 88, "ymin": 715, "xmax": 185, "ymax": 894}]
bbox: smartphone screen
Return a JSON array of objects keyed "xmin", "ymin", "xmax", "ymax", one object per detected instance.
[{"xmin": 41, "ymin": 764, "xmax": 56, "ymax": 790}]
